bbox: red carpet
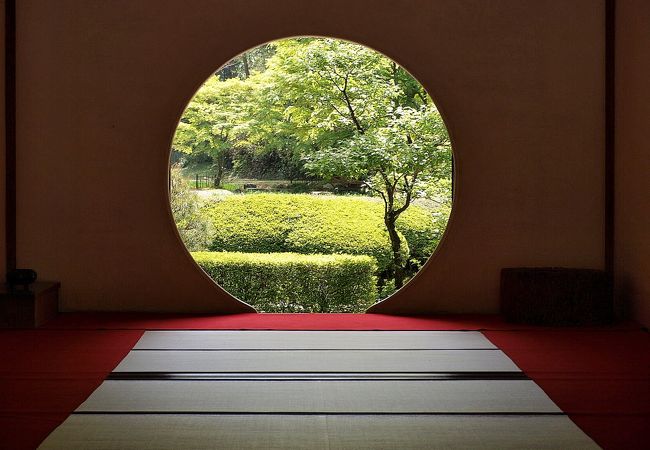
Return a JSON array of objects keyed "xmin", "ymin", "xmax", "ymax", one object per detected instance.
[
  {"xmin": 0, "ymin": 330, "xmax": 143, "ymax": 449},
  {"xmin": 42, "ymin": 311, "xmax": 639, "ymax": 331},
  {"xmin": 1, "ymin": 313, "xmax": 647, "ymax": 449},
  {"xmin": 42, "ymin": 312, "xmax": 512, "ymax": 330},
  {"xmin": 484, "ymin": 329, "xmax": 650, "ymax": 450}
]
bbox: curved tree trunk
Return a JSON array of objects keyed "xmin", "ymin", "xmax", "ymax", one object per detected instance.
[{"xmin": 385, "ymin": 214, "xmax": 406, "ymax": 289}]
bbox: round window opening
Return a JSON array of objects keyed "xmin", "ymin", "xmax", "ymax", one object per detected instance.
[{"xmin": 169, "ymin": 37, "xmax": 453, "ymax": 313}]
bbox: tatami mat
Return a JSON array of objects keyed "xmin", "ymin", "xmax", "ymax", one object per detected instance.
[
  {"xmin": 36, "ymin": 329, "xmax": 602, "ymax": 449},
  {"xmin": 77, "ymin": 379, "xmax": 561, "ymax": 413},
  {"xmin": 115, "ymin": 349, "xmax": 519, "ymax": 373},
  {"xmin": 133, "ymin": 330, "xmax": 496, "ymax": 350},
  {"xmin": 39, "ymin": 414, "xmax": 598, "ymax": 449}
]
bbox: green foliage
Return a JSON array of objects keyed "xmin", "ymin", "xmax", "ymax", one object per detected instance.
[
  {"xmin": 266, "ymin": 38, "xmax": 452, "ymax": 207},
  {"xmin": 397, "ymin": 202, "xmax": 448, "ymax": 263},
  {"xmin": 202, "ymin": 193, "xmax": 441, "ymax": 272},
  {"xmin": 173, "ymin": 76, "xmax": 259, "ymax": 185},
  {"xmin": 172, "ymin": 37, "xmax": 453, "ymax": 207},
  {"xmin": 378, "ymin": 279, "xmax": 397, "ymax": 299},
  {"xmin": 217, "ymin": 44, "xmax": 275, "ymax": 80},
  {"xmin": 172, "ymin": 36, "xmax": 454, "ymax": 298},
  {"xmin": 231, "ymin": 146, "xmax": 307, "ymax": 181},
  {"xmin": 169, "ymin": 166, "xmax": 214, "ymax": 251},
  {"xmin": 282, "ymin": 201, "xmax": 403, "ymax": 272},
  {"xmin": 173, "ymin": 77, "xmax": 253, "ymax": 157},
  {"xmin": 192, "ymin": 251, "xmax": 377, "ymax": 313},
  {"xmin": 219, "ymin": 182, "xmax": 241, "ymax": 193},
  {"xmin": 206, "ymin": 193, "xmax": 297, "ymax": 254},
  {"xmin": 259, "ymin": 38, "xmax": 451, "ymax": 287}
]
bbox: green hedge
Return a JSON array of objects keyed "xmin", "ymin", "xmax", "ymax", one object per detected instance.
[
  {"xmin": 192, "ymin": 251, "xmax": 378, "ymax": 313},
  {"xmin": 202, "ymin": 194, "xmax": 442, "ymax": 271},
  {"xmin": 396, "ymin": 203, "xmax": 449, "ymax": 262}
]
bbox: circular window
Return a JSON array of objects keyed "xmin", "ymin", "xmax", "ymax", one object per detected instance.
[{"xmin": 169, "ymin": 37, "xmax": 452, "ymax": 313}]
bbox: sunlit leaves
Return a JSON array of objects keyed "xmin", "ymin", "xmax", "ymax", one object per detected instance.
[
  {"xmin": 173, "ymin": 37, "xmax": 453, "ymax": 286},
  {"xmin": 192, "ymin": 251, "xmax": 378, "ymax": 313}
]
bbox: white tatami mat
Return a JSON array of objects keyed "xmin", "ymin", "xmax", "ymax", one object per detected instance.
[
  {"xmin": 39, "ymin": 414, "xmax": 599, "ymax": 450},
  {"xmin": 115, "ymin": 349, "xmax": 519, "ymax": 373},
  {"xmin": 77, "ymin": 380, "xmax": 560, "ymax": 413},
  {"xmin": 38, "ymin": 330, "xmax": 598, "ymax": 449},
  {"xmin": 133, "ymin": 330, "xmax": 496, "ymax": 350}
]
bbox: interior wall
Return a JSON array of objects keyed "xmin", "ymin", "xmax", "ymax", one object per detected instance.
[
  {"xmin": 16, "ymin": 0, "xmax": 605, "ymax": 313},
  {"xmin": 0, "ymin": 0, "xmax": 6, "ymax": 282},
  {"xmin": 615, "ymin": 0, "xmax": 650, "ymax": 327}
]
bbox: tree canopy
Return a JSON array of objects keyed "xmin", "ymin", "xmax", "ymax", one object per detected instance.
[{"xmin": 172, "ymin": 37, "xmax": 452, "ymax": 288}]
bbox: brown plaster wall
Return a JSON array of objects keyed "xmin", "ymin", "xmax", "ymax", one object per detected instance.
[
  {"xmin": 16, "ymin": 0, "xmax": 605, "ymax": 313},
  {"xmin": 615, "ymin": 0, "xmax": 650, "ymax": 327},
  {"xmin": 0, "ymin": 0, "xmax": 5, "ymax": 282}
]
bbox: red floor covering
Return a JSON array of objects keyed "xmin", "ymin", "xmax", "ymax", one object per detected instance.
[
  {"xmin": 484, "ymin": 329, "xmax": 650, "ymax": 450},
  {"xmin": 41, "ymin": 311, "xmax": 640, "ymax": 331},
  {"xmin": 1, "ymin": 313, "xmax": 648, "ymax": 449},
  {"xmin": 42, "ymin": 312, "xmax": 515, "ymax": 330}
]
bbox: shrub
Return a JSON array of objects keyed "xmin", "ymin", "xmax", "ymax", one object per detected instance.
[
  {"xmin": 281, "ymin": 199, "xmax": 401, "ymax": 271},
  {"xmin": 202, "ymin": 193, "xmax": 440, "ymax": 271},
  {"xmin": 205, "ymin": 194, "xmax": 299, "ymax": 253},
  {"xmin": 397, "ymin": 201, "xmax": 449, "ymax": 264},
  {"xmin": 170, "ymin": 166, "xmax": 214, "ymax": 251},
  {"xmin": 192, "ymin": 251, "xmax": 378, "ymax": 313}
]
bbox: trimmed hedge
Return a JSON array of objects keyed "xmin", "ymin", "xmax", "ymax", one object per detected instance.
[
  {"xmin": 396, "ymin": 203, "xmax": 449, "ymax": 262},
  {"xmin": 202, "ymin": 193, "xmax": 443, "ymax": 271},
  {"xmin": 192, "ymin": 251, "xmax": 378, "ymax": 313}
]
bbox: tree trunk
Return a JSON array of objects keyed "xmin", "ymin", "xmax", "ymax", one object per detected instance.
[
  {"xmin": 385, "ymin": 214, "xmax": 406, "ymax": 289},
  {"xmin": 241, "ymin": 53, "xmax": 250, "ymax": 79},
  {"xmin": 214, "ymin": 153, "xmax": 225, "ymax": 187}
]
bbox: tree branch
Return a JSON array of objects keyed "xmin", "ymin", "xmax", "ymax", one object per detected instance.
[
  {"xmin": 361, "ymin": 180, "xmax": 386, "ymax": 203},
  {"xmin": 328, "ymin": 101, "xmax": 348, "ymax": 120},
  {"xmin": 416, "ymin": 90, "xmax": 429, "ymax": 105},
  {"xmin": 340, "ymin": 73, "xmax": 365, "ymax": 134},
  {"xmin": 394, "ymin": 172, "xmax": 418, "ymax": 216}
]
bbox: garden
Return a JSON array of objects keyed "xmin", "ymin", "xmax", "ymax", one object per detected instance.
[{"xmin": 170, "ymin": 37, "xmax": 452, "ymax": 312}]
